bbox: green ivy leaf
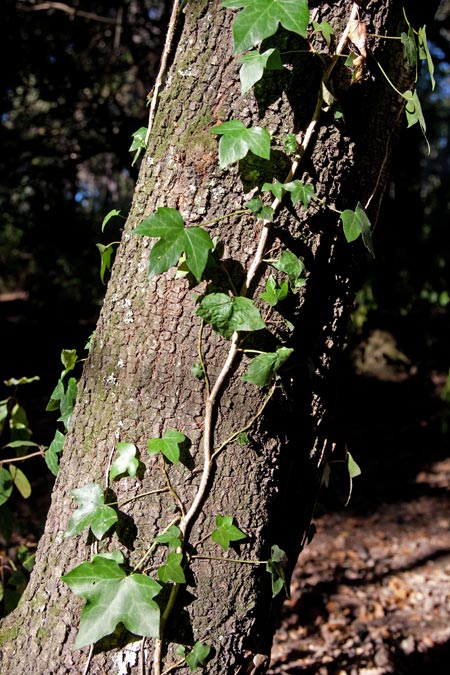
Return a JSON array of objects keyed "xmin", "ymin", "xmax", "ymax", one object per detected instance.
[
  {"xmin": 222, "ymin": 0, "xmax": 309, "ymax": 54},
  {"xmin": 154, "ymin": 524, "xmax": 182, "ymax": 550},
  {"xmin": 64, "ymin": 482, "xmax": 118, "ymax": 540},
  {"xmin": 109, "ymin": 442, "xmax": 139, "ymax": 480},
  {"xmin": 418, "ymin": 26, "xmax": 435, "ymax": 90},
  {"xmin": 401, "ymin": 27, "xmax": 417, "ymax": 69},
  {"xmin": 9, "ymin": 465, "xmax": 31, "ymax": 499},
  {"xmin": 157, "ymin": 552, "xmax": 186, "ymax": 584},
  {"xmin": 312, "ymin": 20, "xmax": 334, "ymax": 47},
  {"xmin": 0, "ymin": 468, "xmax": 13, "ymax": 506},
  {"xmin": 129, "ymin": 126, "xmax": 147, "ymax": 166},
  {"xmin": 262, "ymin": 181, "xmax": 285, "ymax": 200},
  {"xmin": 210, "ymin": 120, "xmax": 270, "ymax": 168},
  {"xmin": 191, "ymin": 362, "xmax": 204, "ymax": 379},
  {"xmin": 96, "ymin": 243, "xmax": 115, "ymax": 284},
  {"xmin": 260, "ymin": 275, "xmax": 289, "ymax": 307},
  {"xmin": 45, "ymin": 429, "xmax": 65, "ymax": 476},
  {"xmin": 61, "ymin": 556, "xmax": 161, "ymax": 648},
  {"xmin": 345, "ymin": 448, "xmax": 362, "ymax": 506},
  {"xmin": 340, "ymin": 202, "xmax": 375, "ymax": 257},
  {"xmin": 134, "ymin": 207, "xmax": 213, "ymax": 283},
  {"xmin": 17, "ymin": 544, "xmax": 35, "ymax": 572},
  {"xmin": 238, "ymin": 48, "xmax": 284, "ymax": 94},
  {"xmin": 266, "ymin": 544, "xmax": 288, "ymax": 598},
  {"xmin": 185, "ymin": 641, "xmax": 212, "ymax": 672},
  {"xmin": 211, "ymin": 514, "xmax": 246, "ymax": 551},
  {"xmin": 196, "ymin": 293, "xmax": 265, "ymax": 339},
  {"xmin": 242, "ymin": 346, "xmax": 293, "ymax": 387},
  {"xmin": 283, "ymin": 133, "xmax": 297, "ymax": 154},
  {"xmin": 147, "ymin": 429, "xmax": 187, "ymax": 464},
  {"xmin": 101, "ymin": 209, "xmax": 121, "ymax": 232},
  {"xmin": 284, "ymin": 180, "xmax": 315, "ymax": 208},
  {"xmin": 244, "ymin": 198, "xmax": 274, "ymax": 221},
  {"xmin": 403, "ymin": 89, "xmax": 430, "ymax": 154},
  {"xmin": 271, "ymin": 250, "xmax": 306, "ymax": 290}
]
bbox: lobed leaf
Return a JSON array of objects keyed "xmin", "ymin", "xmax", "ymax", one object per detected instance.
[
  {"xmin": 109, "ymin": 442, "xmax": 139, "ymax": 480},
  {"xmin": 238, "ymin": 48, "xmax": 284, "ymax": 94},
  {"xmin": 65, "ymin": 482, "xmax": 118, "ymax": 540},
  {"xmin": 157, "ymin": 552, "xmax": 186, "ymax": 584},
  {"xmin": 196, "ymin": 293, "xmax": 265, "ymax": 339},
  {"xmin": 62, "ymin": 556, "xmax": 161, "ymax": 647},
  {"xmin": 242, "ymin": 346, "xmax": 293, "ymax": 386},
  {"xmin": 211, "ymin": 120, "xmax": 270, "ymax": 168},
  {"xmin": 211, "ymin": 514, "xmax": 246, "ymax": 551},
  {"xmin": 147, "ymin": 429, "xmax": 186, "ymax": 464}
]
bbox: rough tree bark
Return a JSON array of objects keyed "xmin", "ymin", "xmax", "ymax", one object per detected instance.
[{"xmin": 0, "ymin": 1, "xmax": 439, "ymax": 674}]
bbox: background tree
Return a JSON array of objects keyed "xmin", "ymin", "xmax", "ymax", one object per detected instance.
[{"xmin": 0, "ymin": 1, "xmax": 445, "ymax": 675}]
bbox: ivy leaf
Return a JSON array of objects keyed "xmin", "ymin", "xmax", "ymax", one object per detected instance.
[
  {"xmin": 266, "ymin": 544, "xmax": 288, "ymax": 598},
  {"xmin": 245, "ymin": 198, "xmax": 274, "ymax": 221},
  {"xmin": 101, "ymin": 209, "xmax": 121, "ymax": 232},
  {"xmin": 260, "ymin": 275, "xmax": 289, "ymax": 307},
  {"xmin": 211, "ymin": 514, "xmax": 246, "ymax": 551},
  {"xmin": 242, "ymin": 346, "xmax": 293, "ymax": 387},
  {"xmin": 61, "ymin": 556, "xmax": 161, "ymax": 648},
  {"xmin": 0, "ymin": 468, "xmax": 13, "ymax": 506},
  {"xmin": 417, "ymin": 26, "xmax": 435, "ymax": 90},
  {"xmin": 61, "ymin": 349, "xmax": 78, "ymax": 377},
  {"xmin": 3, "ymin": 375, "xmax": 40, "ymax": 387},
  {"xmin": 185, "ymin": 641, "xmax": 212, "ymax": 672},
  {"xmin": 344, "ymin": 448, "xmax": 362, "ymax": 506},
  {"xmin": 157, "ymin": 552, "xmax": 186, "ymax": 584},
  {"xmin": 9, "ymin": 465, "xmax": 31, "ymax": 499},
  {"xmin": 129, "ymin": 126, "xmax": 147, "ymax": 166},
  {"xmin": 262, "ymin": 181, "xmax": 285, "ymax": 200},
  {"xmin": 210, "ymin": 120, "xmax": 270, "ymax": 168},
  {"xmin": 283, "ymin": 133, "xmax": 297, "ymax": 154},
  {"xmin": 340, "ymin": 202, "xmax": 375, "ymax": 257},
  {"xmin": 96, "ymin": 243, "xmax": 115, "ymax": 284},
  {"xmin": 403, "ymin": 89, "xmax": 430, "ymax": 154},
  {"xmin": 64, "ymin": 482, "xmax": 118, "ymax": 540},
  {"xmin": 45, "ymin": 429, "xmax": 65, "ymax": 477},
  {"xmin": 401, "ymin": 27, "xmax": 417, "ymax": 70},
  {"xmin": 312, "ymin": 20, "xmax": 334, "ymax": 47},
  {"xmin": 109, "ymin": 442, "xmax": 139, "ymax": 480},
  {"xmin": 155, "ymin": 525, "xmax": 182, "ymax": 550},
  {"xmin": 134, "ymin": 207, "xmax": 213, "ymax": 283},
  {"xmin": 284, "ymin": 180, "xmax": 315, "ymax": 208},
  {"xmin": 238, "ymin": 48, "xmax": 284, "ymax": 94},
  {"xmin": 196, "ymin": 293, "xmax": 265, "ymax": 339},
  {"xmin": 147, "ymin": 429, "xmax": 186, "ymax": 464},
  {"xmin": 222, "ymin": 0, "xmax": 309, "ymax": 54},
  {"xmin": 271, "ymin": 250, "xmax": 306, "ymax": 290}
]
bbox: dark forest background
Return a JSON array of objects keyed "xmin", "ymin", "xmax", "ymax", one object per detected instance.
[{"xmin": 1, "ymin": 0, "xmax": 449, "ymax": 621}]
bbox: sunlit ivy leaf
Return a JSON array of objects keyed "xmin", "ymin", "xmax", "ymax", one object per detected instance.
[
  {"xmin": 109, "ymin": 442, "xmax": 139, "ymax": 480},
  {"xmin": 196, "ymin": 293, "xmax": 265, "ymax": 339},
  {"xmin": 45, "ymin": 429, "xmax": 65, "ymax": 476},
  {"xmin": 134, "ymin": 207, "xmax": 213, "ymax": 283},
  {"xmin": 260, "ymin": 275, "xmax": 289, "ymax": 307},
  {"xmin": 61, "ymin": 556, "xmax": 161, "ymax": 647},
  {"xmin": 46, "ymin": 376, "xmax": 78, "ymax": 430},
  {"xmin": 185, "ymin": 641, "xmax": 212, "ymax": 672},
  {"xmin": 129, "ymin": 126, "xmax": 147, "ymax": 166},
  {"xmin": 242, "ymin": 346, "xmax": 293, "ymax": 387},
  {"xmin": 222, "ymin": 0, "xmax": 309, "ymax": 54},
  {"xmin": 157, "ymin": 552, "xmax": 186, "ymax": 584},
  {"xmin": 3, "ymin": 376, "xmax": 40, "ymax": 387},
  {"xmin": 93, "ymin": 550, "xmax": 126, "ymax": 565},
  {"xmin": 244, "ymin": 198, "xmax": 274, "ymax": 221},
  {"xmin": 418, "ymin": 26, "xmax": 435, "ymax": 90},
  {"xmin": 3, "ymin": 440, "xmax": 39, "ymax": 449},
  {"xmin": 284, "ymin": 180, "xmax": 315, "ymax": 208},
  {"xmin": 345, "ymin": 448, "xmax": 362, "ymax": 506},
  {"xmin": 64, "ymin": 482, "xmax": 118, "ymax": 540},
  {"xmin": 340, "ymin": 202, "xmax": 375, "ymax": 257},
  {"xmin": 262, "ymin": 181, "xmax": 285, "ymax": 200},
  {"xmin": 210, "ymin": 120, "xmax": 270, "ymax": 168},
  {"xmin": 101, "ymin": 209, "xmax": 121, "ymax": 232},
  {"xmin": 61, "ymin": 349, "xmax": 77, "ymax": 375},
  {"xmin": 147, "ymin": 429, "xmax": 186, "ymax": 464},
  {"xmin": 266, "ymin": 544, "xmax": 288, "ymax": 598},
  {"xmin": 191, "ymin": 362, "xmax": 204, "ymax": 379},
  {"xmin": 238, "ymin": 432, "xmax": 249, "ymax": 446},
  {"xmin": 96, "ymin": 243, "xmax": 115, "ymax": 284},
  {"xmin": 211, "ymin": 514, "xmax": 246, "ymax": 551},
  {"xmin": 0, "ymin": 468, "xmax": 13, "ymax": 506},
  {"xmin": 271, "ymin": 250, "xmax": 306, "ymax": 290},
  {"xmin": 9, "ymin": 465, "xmax": 31, "ymax": 499},
  {"xmin": 403, "ymin": 89, "xmax": 430, "ymax": 154},
  {"xmin": 312, "ymin": 20, "xmax": 334, "ymax": 47},
  {"xmin": 239, "ymin": 48, "xmax": 283, "ymax": 94},
  {"xmin": 154, "ymin": 524, "xmax": 182, "ymax": 550}
]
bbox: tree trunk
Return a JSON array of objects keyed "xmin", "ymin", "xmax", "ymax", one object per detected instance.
[{"xmin": 0, "ymin": 1, "xmax": 439, "ymax": 674}]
